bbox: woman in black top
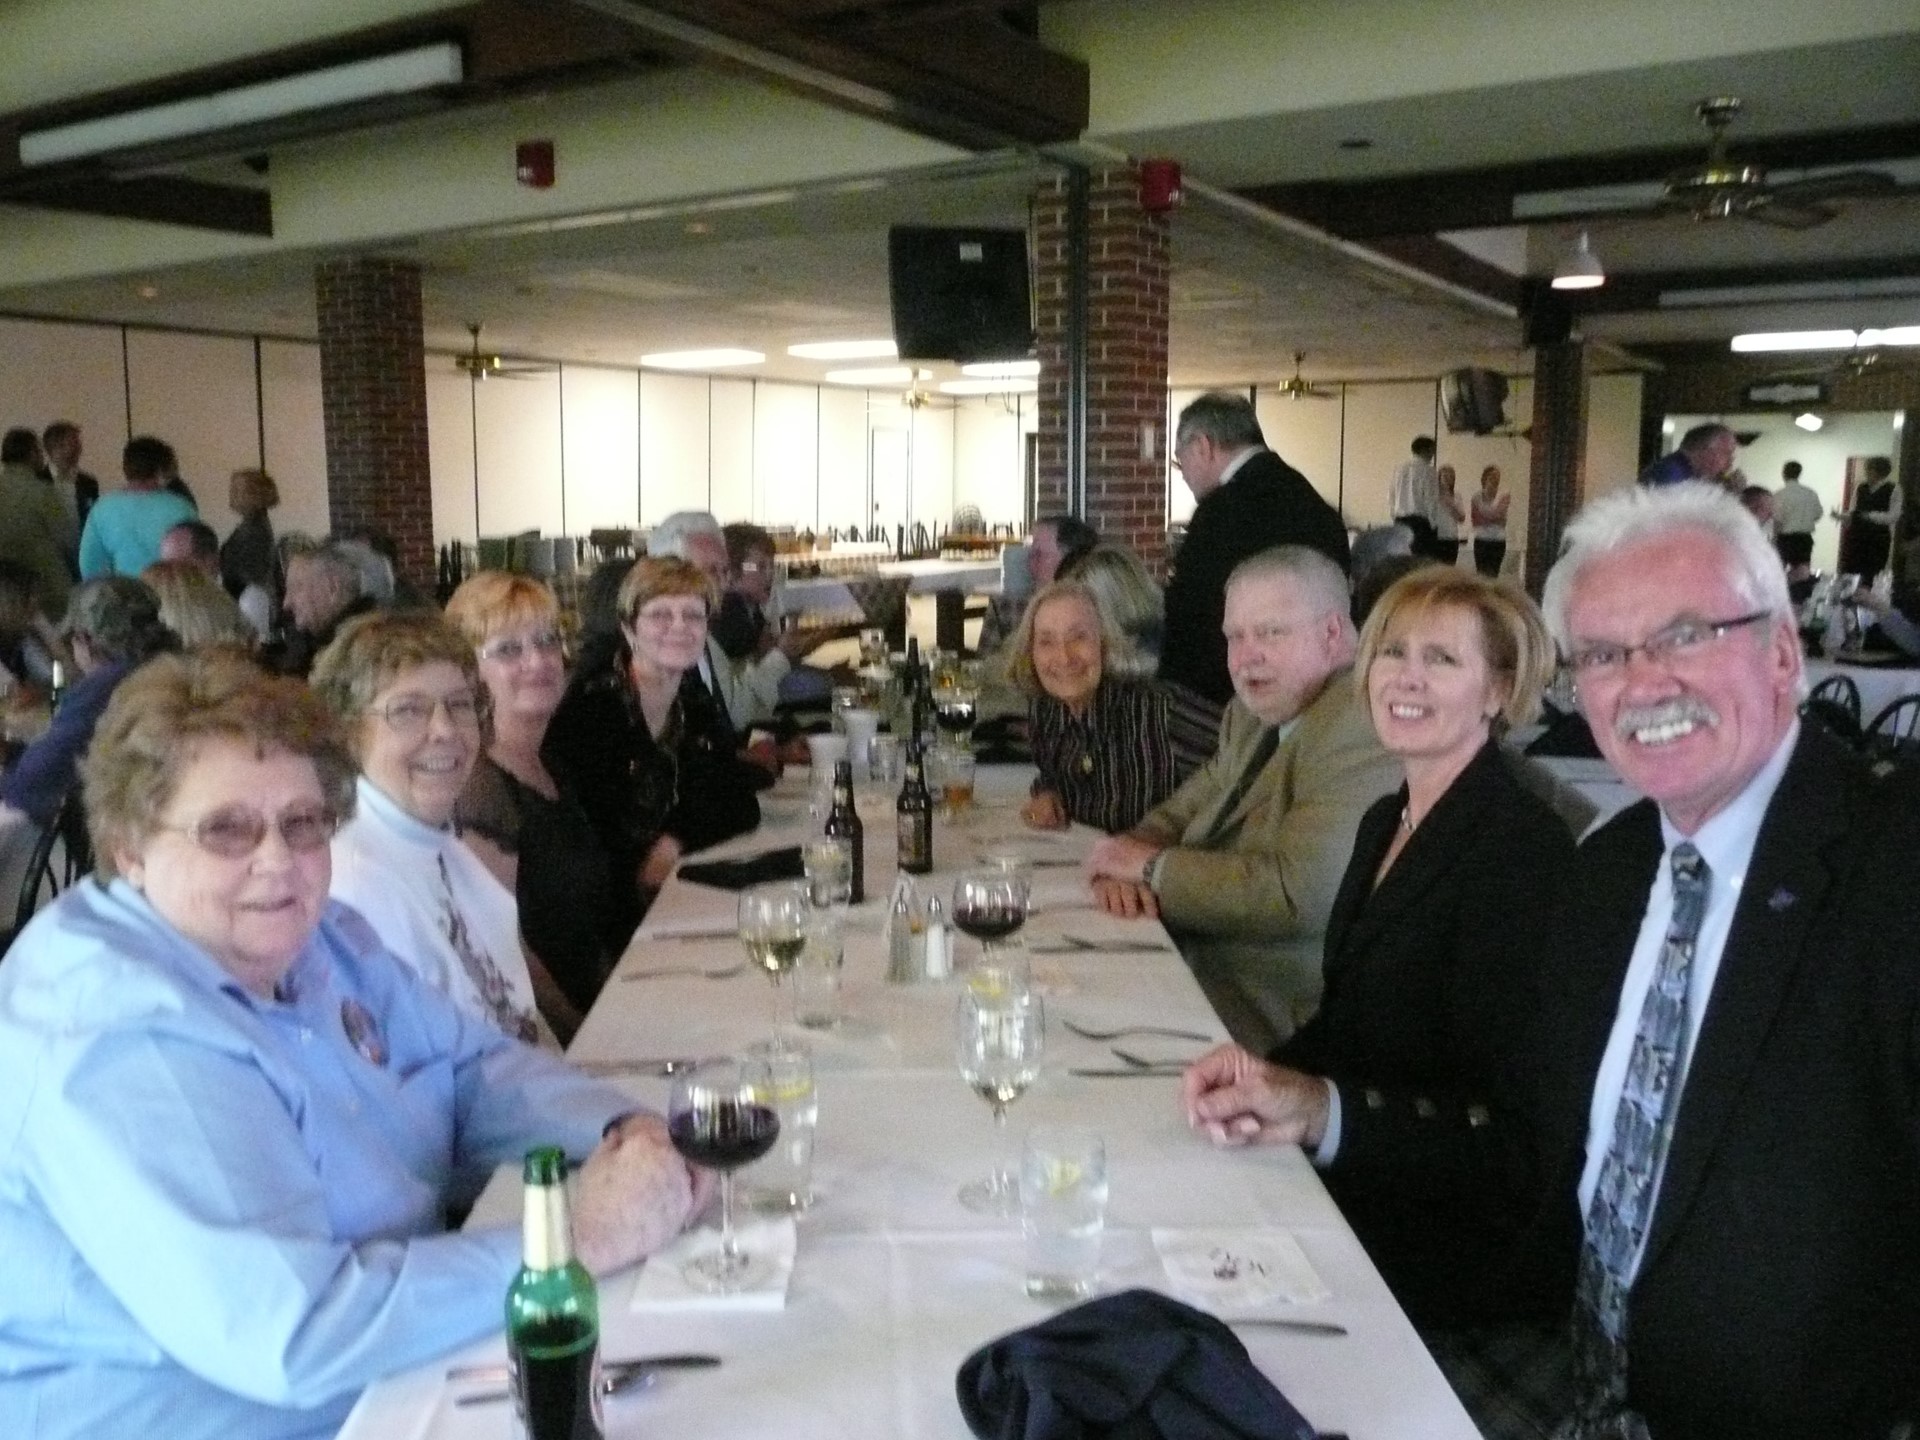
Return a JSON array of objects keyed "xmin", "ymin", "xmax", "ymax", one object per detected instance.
[
  {"xmin": 1009, "ymin": 578, "xmax": 1212, "ymax": 834},
  {"xmin": 447, "ymin": 571, "xmax": 619, "ymax": 1021},
  {"xmin": 543, "ymin": 556, "xmax": 760, "ymax": 938},
  {"xmin": 1839, "ymin": 456, "xmax": 1900, "ymax": 582}
]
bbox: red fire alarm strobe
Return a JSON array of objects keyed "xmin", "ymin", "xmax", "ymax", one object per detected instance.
[
  {"xmin": 1139, "ymin": 158, "xmax": 1182, "ymax": 213},
  {"xmin": 516, "ymin": 140, "xmax": 555, "ymax": 189}
]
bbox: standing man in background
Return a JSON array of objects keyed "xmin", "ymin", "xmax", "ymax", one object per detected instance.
[
  {"xmin": 1159, "ymin": 392, "xmax": 1349, "ymax": 734},
  {"xmin": 78, "ymin": 437, "xmax": 198, "ymax": 579},
  {"xmin": 1637, "ymin": 422, "xmax": 1736, "ymax": 489},
  {"xmin": 1770, "ymin": 461, "xmax": 1822, "ymax": 570},
  {"xmin": 1390, "ymin": 436, "xmax": 1442, "ymax": 558},
  {"xmin": 40, "ymin": 421, "xmax": 98, "ymax": 555}
]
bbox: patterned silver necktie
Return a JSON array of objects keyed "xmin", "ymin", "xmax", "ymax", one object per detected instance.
[{"xmin": 1560, "ymin": 842, "xmax": 1711, "ymax": 1440}]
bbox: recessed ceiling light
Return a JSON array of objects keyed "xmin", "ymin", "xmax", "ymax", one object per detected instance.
[
  {"xmin": 137, "ymin": 284, "xmax": 159, "ymax": 299},
  {"xmin": 823, "ymin": 366, "xmax": 912, "ymax": 386},
  {"xmin": 1730, "ymin": 330, "xmax": 1860, "ymax": 353},
  {"xmin": 959, "ymin": 359, "xmax": 1040, "ymax": 378},
  {"xmin": 938, "ymin": 378, "xmax": 1038, "ymax": 396},
  {"xmin": 685, "ymin": 221, "xmax": 710, "ymax": 235},
  {"xmin": 639, "ymin": 348, "xmax": 764, "ymax": 369},
  {"xmin": 788, "ymin": 339, "xmax": 898, "ymax": 361},
  {"xmin": 1794, "ymin": 412, "xmax": 1825, "ymax": 432}
]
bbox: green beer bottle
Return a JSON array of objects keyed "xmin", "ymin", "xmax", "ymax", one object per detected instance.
[{"xmin": 507, "ymin": 1147, "xmax": 603, "ymax": 1440}]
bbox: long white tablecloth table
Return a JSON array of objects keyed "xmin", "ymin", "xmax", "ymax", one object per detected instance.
[
  {"xmin": 340, "ymin": 767, "xmax": 1477, "ymax": 1440},
  {"xmin": 777, "ymin": 558, "xmax": 1004, "ymax": 619}
]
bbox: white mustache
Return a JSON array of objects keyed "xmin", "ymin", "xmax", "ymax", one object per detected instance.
[{"xmin": 1615, "ymin": 697, "xmax": 1719, "ymax": 738}]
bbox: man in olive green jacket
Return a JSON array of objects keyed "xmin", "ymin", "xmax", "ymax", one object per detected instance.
[{"xmin": 1085, "ymin": 545, "xmax": 1397, "ymax": 1051}]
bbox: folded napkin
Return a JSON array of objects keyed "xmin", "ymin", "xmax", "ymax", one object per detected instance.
[
  {"xmin": 955, "ymin": 1288, "xmax": 1319, "ymax": 1440},
  {"xmin": 1151, "ymin": 1231, "xmax": 1330, "ymax": 1310},
  {"xmin": 629, "ymin": 1216, "xmax": 797, "ymax": 1313},
  {"xmin": 677, "ymin": 846, "xmax": 806, "ymax": 891}
]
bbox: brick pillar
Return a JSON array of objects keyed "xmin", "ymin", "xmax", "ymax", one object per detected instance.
[
  {"xmin": 1524, "ymin": 340, "xmax": 1589, "ymax": 598},
  {"xmin": 1033, "ymin": 164, "xmax": 1171, "ymax": 574},
  {"xmin": 315, "ymin": 257, "xmax": 434, "ymax": 591}
]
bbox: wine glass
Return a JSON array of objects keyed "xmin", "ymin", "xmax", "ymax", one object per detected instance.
[
  {"xmin": 740, "ymin": 882, "xmax": 810, "ymax": 1034},
  {"xmin": 952, "ymin": 869, "xmax": 1029, "ymax": 984},
  {"xmin": 667, "ymin": 1056, "xmax": 782, "ymax": 1292},
  {"xmin": 954, "ymin": 985, "xmax": 1045, "ymax": 1215}
]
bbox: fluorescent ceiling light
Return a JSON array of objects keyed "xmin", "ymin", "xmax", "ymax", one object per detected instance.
[
  {"xmin": 19, "ymin": 43, "xmax": 464, "ymax": 167},
  {"xmin": 823, "ymin": 366, "xmax": 913, "ymax": 386},
  {"xmin": 640, "ymin": 348, "xmax": 764, "ymax": 369},
  {"xmin": 1730, "ymin": 330, "xmax": 1861, "ymax": 353},
  {"xmin": 1660, "ymin": 276, "xmax": 1920, "ymax": 308},
  {"xmin": 939, "ymin": 378, "xmax": 1038, "ymax": 396},
  {"xmin": 1860, "ymin": 326, "xmax": 1920, "ymax": 346},
  {"xmin": 1795, "ymin": 413, "xmax": 1825, "ymax": 432},
  {"xmin": 1550, "ymin": 231, "xmax": 1605, "ymax": 291},
  {"xmin": 959, "ymin": 360, "xmax": 1041, "ymax": 378},
  {"xmin": 789, "ymin": 340, "xmax": 897, "ymax": 361}
]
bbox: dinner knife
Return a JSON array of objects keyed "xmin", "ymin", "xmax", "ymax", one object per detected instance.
[
  {"xmin": 1224, "ymin": 1317, "xmax": 1349, "ymax": 1336},
  {"xmin": 447, "ymin": 1354, "xmax": 720, "ymax": 1384},
  {"xmin": 1068, "ymin": 1066, "xmax": 1185, "ymax": 1078}
]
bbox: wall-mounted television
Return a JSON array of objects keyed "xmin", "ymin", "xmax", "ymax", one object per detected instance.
[
  {"xmin": 888, "ymin": 225, "xmax": 1034, "ymax": 364},
  {"xmin": 1441, "ymin": 368, "xmax": 1509, "ymax": 436}
]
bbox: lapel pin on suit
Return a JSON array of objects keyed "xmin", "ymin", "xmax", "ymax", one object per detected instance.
[{"xmin": 1767, "ymin": 886, "xmax": 1796, "ymax": 912}]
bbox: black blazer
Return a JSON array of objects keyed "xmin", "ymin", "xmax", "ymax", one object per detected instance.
[
  {"xmin": 1277, "ymin": 741, "xmax": 1575, "ymax": 1328},
  {"xmin": 1532, "ymin": 728, "xmax": 1920, "ymax": 1439},
  {"xmin": 1160, "ymin": 450, "xmax": 1348, "ymax": 707}
]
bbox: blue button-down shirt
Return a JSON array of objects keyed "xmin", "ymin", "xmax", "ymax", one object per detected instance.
[{"xmin": 0, "ymin": 881, "xmax": 635, "ymax": 1439}]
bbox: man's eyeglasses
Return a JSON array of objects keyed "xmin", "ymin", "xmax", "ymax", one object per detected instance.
[
  {"xmin": 479, "ymin": 629, "xmax": 563, "ymax": 665},
  {"xmin": 1566, "ymin": 610, "xmax": 1773, "ymax": 677},
  {"xmin": 159, "ymin": 803, "xmax": 338, "ymax": 859},
  {"xmin": 375, "ymin": 692, "xmax": 483, "ymax": 736}
]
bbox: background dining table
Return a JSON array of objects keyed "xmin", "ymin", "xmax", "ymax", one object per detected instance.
[{"xmin": 339, "ymin": 764, "xmax": 1481, "ymax": 1440}]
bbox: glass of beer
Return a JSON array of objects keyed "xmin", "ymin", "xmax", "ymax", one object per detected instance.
[{"xmin": 933, "ymin": 745, "xmax": 976, "ymax": 818}]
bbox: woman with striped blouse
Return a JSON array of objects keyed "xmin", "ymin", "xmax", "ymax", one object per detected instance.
[{"xmin": 1010, "ymin": 578, "xmax": 1213, "ymax": 834}]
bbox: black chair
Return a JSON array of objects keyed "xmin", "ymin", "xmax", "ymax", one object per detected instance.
[
  {"xmin": 0, "ymin": 790, "xmax": 89, "ymax": 958},
  {"xmin": 1803, "ymin": 673, "xmax": 1863, "ymax": 743},
  {"xmin": 1862, "ymin": 693, "xmax": 1920, "ymax": 775}
]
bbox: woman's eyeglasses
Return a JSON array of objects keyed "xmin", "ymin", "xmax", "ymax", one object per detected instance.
[
  {"xmin": 375, "ymin": 693, "xmax": 483, "ymax": 736},
  {"xmin": 159, "ymin": 803, "xmax": 338, "ymax": 858},
  {"xmin": 478, "ymin": 629, "xmax": 564, "ymax": 665}
]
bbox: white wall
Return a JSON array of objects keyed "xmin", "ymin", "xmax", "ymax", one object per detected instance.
[{"xmin": 1670, "ymin": 409, "xmax": 1900, "ymax": 573}]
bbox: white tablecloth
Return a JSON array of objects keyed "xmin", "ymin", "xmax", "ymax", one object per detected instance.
[
  {"xmin": 778, "ymin": 559, "xmax": 1003, "ymax": 618},
  {"xmin": 339, "ymin": 769, "xmax": 1478, "ymax": 1440}
]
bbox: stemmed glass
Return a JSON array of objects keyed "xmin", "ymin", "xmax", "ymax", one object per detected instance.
[
  {"xmin": 740, "ymin": 882, "xmax": 810, "ymax": 1035},
  {"xmin": 667, "ymin": 1055, "xmax": 782, "ymax": 1292},
  {"xmin": 954, "ymin": 983, "xmax": 1045, "ymax": 1215},
  {"xmin": 952, "ymin": 869, "xmax": 1030, "ymax": 985}
]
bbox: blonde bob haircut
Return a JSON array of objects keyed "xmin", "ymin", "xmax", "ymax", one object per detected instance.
[
  {"xmin": 1354, "ymin": 566, "xmax": 1555, "ymax": 734},
  {"xmin": 1003, "ymin": 579, "xmax": 1134, "ymax": 700},
  {"xmin": 615, "ymin": 555, "xmax": 713, "ymax": 627},
  {"xmin": 309, "ymin": 611, "xmax": 484, "ymax": 759},
  {"xmin": 140, "ymin": 561, "xmax": 254, "ymax": 652},
  {"xmin": 444, "ymin": 570, "xmax": 561, "ymax": 649},
  {"xmin": 82, "ymin": 649, "xmax": 357, "ymax": 881}
]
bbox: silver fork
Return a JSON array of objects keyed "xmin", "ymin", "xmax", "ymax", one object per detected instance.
[
  {"xmin": 1061, "ymin": 1020, "xmax": 1214, "ymax": 1043},
  {"xmin": 622, "ymin": 963, "xmax": 746, "ymax": 982},
  {"xmin": 1111, "ymin": 1046, "xmax": 1196, "ymax": 1072}
]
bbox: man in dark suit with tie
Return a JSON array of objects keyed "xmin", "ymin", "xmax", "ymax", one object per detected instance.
[
  {"xmin": 1160, "ymin": 393, "xmax": 1349, "ymax": 729},
  {"xmin": 1534, "ymin": 480, "xmax": 1919, "ymax": 1440}
]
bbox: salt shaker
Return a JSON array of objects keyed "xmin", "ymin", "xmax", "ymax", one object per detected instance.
[{"xmin": 922, "ymin": 894, "xmax": 951, "ymax": 980}]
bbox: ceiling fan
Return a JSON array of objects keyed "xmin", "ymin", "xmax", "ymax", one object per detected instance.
[
  {"xmin": 1659, "ymin": 97, "xmax": 1897, "ymax": 230},
  {"xmin": 1272, "ymin": 352, "xmax": 1337, "ymax": 401},
  {"xmin": 454, "ymin": 322, "xmax": 554, "ymax": 381}
]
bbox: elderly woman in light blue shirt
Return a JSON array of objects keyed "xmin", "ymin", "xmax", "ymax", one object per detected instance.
[{"xmin": 0, "ymin": 651, "xmax": 697, "ymax": 1440}]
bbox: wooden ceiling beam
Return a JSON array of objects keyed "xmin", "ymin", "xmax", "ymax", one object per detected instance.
[
  {"xmin": 562, "ymin": 0, "xmax": 1085, "ymax": 148},
  {"xmin": 1244, "ymin": 122, "xmax": 1920, "ymax": 240}
]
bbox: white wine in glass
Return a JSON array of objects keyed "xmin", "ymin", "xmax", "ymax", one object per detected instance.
[
  {"xmin": 955, "ymin": 985, "xmax": 1044, "ymax": 1215},
  {"xmin": 739, "ymin": 882, "xmax": 809, "ymax": 1035}
]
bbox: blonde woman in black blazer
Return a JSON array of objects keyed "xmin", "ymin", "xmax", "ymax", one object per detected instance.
[{"xmin": 1182, "ymin": 568, "xmax": 1573, "ymax": 1334}]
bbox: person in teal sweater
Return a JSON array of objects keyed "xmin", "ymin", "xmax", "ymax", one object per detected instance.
[{"xmin": 78, "ymin": 435, "xmax": 197, "ymax": 578}]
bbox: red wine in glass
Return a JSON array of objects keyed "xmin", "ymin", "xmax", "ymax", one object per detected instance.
[
  {"xmin": 668, "ymin": 1058, "xmax": 781, "ymax": 1293},
  {"xmin": 953, "ymin": 904, "xmax": 1025, "ymax": 943}
]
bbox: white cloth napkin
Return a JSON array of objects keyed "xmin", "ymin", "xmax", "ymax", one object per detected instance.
[
  {"xmin": 629, "ymin": 1216, "xmax": 798, "ymax": 1313},
  {"xmin": 1151, "ymin": 1228, "xmax": 1331, "ymax": 1308}
]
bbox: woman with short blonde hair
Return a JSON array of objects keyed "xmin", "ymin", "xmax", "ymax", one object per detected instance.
[
  {"xmin": 141, "ymin": 560, "xmax": 254, "ymax": 652},
  {"xmin": 448, "ymin": 571, "xmax": 620, "ymax": 1015}
]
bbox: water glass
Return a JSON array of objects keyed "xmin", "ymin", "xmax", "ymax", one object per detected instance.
[
  {"xmin": 1021, "ymin": 1127, "xmax": 1108, "ymax": 1302},
  {"xmin": 792, "ymin": 912, "xmax": 845, "ymax": 1030},
  {"xmin": 741, "ymin": 1037, "xmax": 818, "ymax": 1214},
  {"xmin": 802, "ymin": 836, "xmax": 854, "ymax": 908},
  {"xmin": 932, "ymin": 745, "xmax": 977, "ymax": 817},
  {"xmin": 867, "ymin": 732, "xmax": 904, "ymax": 788}
]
